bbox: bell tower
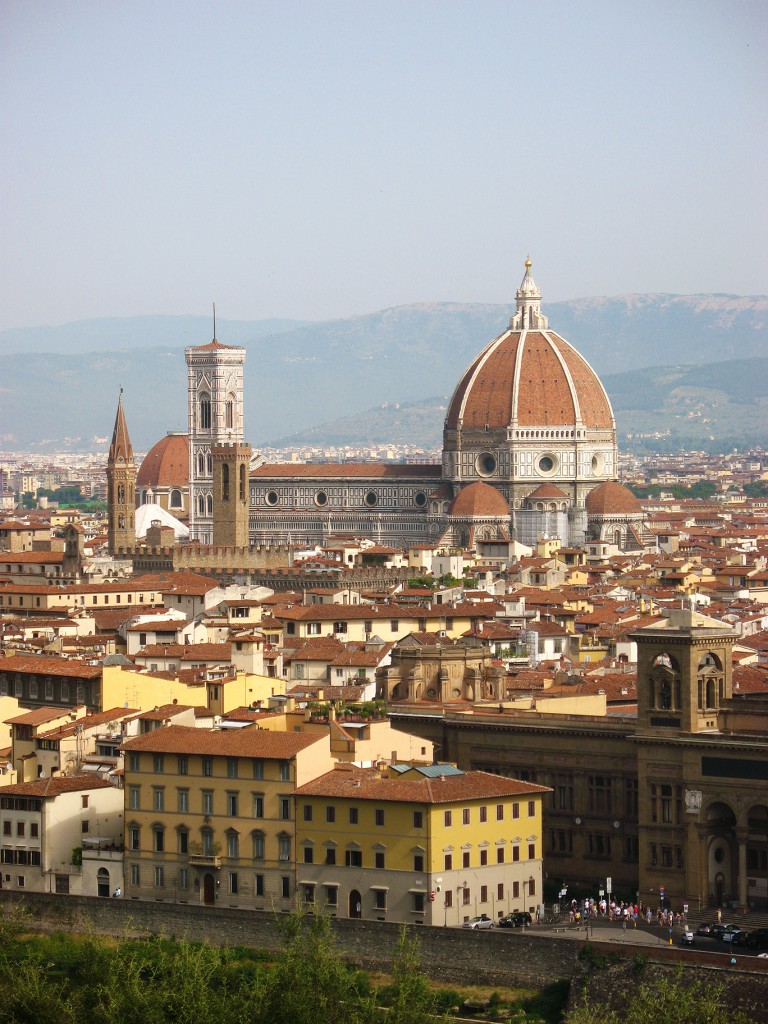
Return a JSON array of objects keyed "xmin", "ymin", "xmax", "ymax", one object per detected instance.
[
  {"xmin": 106, "ymin": 390, "xmax": 137, "ymax": 555},
  {"xmin": 185, "ymin": 320, "xmax": 246, "ymax": 545}
]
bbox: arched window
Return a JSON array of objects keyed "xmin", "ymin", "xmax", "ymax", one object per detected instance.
[
  {"xmin": 199, "ymin": 393, "xmax": 211, "ymax": 430},
  {"xmin": 198, "ymin": 495, "xmax": 205, "ymax": 516},
  {"xmin": 197, "ymin": 452, "xmax": 205, "ymax": 475},
  {"xmin": 222, "ymin": 464, "xmax": 230, "ymax": 501},
  {"xmin": 239, "ymin": 464, "xmax": 246, "ymax": 501},
  {"xmin": 117, "ymin": 484, "xmax": 125, "ymax": 504},
  {"xmin": 226, "ymin": 396, "xmax": 235, "ymax": 430},
  {"xmin": 207, "ymin": 453, "xmax": 212, "ymax": 475},
  {"xmin": 97, "ymin": 867, "xmax": 110, "ymax": 898},
  {"xmin": 169, "ymin": 489, "xmax": 182, "ymax": 509},
  {"xmin": 207, "ymin": 494, "xmax": 213, "ymax": 516}
]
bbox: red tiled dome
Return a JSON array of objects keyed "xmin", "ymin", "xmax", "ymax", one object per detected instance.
[
  {"xmin": 585, "ymin": 481, "xmax": 642, "ymax": 515},
  {"xmin": 526, "ymin": 483, "xmax": 569, "ymax": 500},
  {"xmin": 137, "ymin": 433, "xmax": 189, "ymax": 488},
  {"xmin": 450, "ymin": 482, "xmax": 509, "ymax": 517},
  {"xmin": 445, "ymin": 330, "xmax": 614, "ymax": 432}
]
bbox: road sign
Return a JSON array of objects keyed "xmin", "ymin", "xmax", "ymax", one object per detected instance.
[
  {"xmin": 606, "ymin": 876, "xmax": 612, "ymax": 893},
  {"xmin": 429, "ymin": 890, "xmax": 435, "ymax": 902}
]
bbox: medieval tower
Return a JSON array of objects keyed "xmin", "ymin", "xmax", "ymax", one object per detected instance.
[{"xmin": 106, "ymin": 391, "xmax": 137, "ymax": 554}]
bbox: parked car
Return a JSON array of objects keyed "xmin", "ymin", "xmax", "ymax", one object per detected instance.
[
  {"xmin": 462, "ymin": 914, "xmax": 494, "ymax": 930},
  {"xmin": 731, "ymin": 930, "xmax": 750, "ymax": 948},
  {"xmin": 680, "ymin": 928, "xmax": 695, "ymax": 946},
  {"xmin": 696, "ymin": 922, "xmax": 715, "ymax": 936},
  {"xmin": 498, "ymin": 912, "xmax": 532, "ymax": 928},
  {"xmin": 746, "ymin": 929, "xmax": 768, "ymax": 951},
  {"xmin": 716, "ymin": 924, "xmax": 743, "ymax": 942}
]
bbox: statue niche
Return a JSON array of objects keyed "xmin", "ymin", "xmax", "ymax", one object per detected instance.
[{"xmin": 649, "ymin": 652, "xmax": 680, "ymax": 711}]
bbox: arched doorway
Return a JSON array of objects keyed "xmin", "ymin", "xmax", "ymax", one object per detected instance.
[
  {"xmin": 706, "ymin": 801, "xmax": 737, "ymax": 907},
  {"xmin": 97, "ymin": 867, "xmax": 110, "ymax": 898},
  {"xmin": 203, "ymin": 872, "xmax": 216, "ymax": 906},
  {"xmin": 349, "ymin": 889, "xmax": 362, "ymax": 919}
]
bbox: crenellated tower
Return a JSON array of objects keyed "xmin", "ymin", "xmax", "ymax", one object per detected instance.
[
  {"xmin": 212, "ymin": 441, "xmax": 251, "ymax": 548},
  {"xmin": 106, "ymin": 390, "xmax": 137, "ymax": 554}
]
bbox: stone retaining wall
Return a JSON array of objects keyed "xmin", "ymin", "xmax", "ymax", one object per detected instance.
[{"xmin": 0, "ymin": 891, "xmax": 577, "ymax": 987}]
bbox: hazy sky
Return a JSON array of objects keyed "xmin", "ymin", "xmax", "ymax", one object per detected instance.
[{"xmin": 1, "ymin": 0, "xmax": 766, "ymax": 331}]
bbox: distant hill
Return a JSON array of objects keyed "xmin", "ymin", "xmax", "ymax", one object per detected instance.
[
  {"xmin": 0, "ymin": 294, "xmax": 766, "ymax": 451},
  {"xmin": 271, "ymin": 357, "xmax": 768, "ymax": 454}
]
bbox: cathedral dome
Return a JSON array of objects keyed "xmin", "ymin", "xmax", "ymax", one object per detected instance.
[
  {"xmin": 441, "ymin": 260, "xmax": 618, "ymax": 514},
  {"xmin": 137, "ymin": 432, "xmax": 189, "ymax": 489},
  {"xmin": 445, "ymin": 320, "xmax": 613, "ymax": 432},
  {"xmin": 450, "ymin": 481, "xmax": 510, "ymax": 517},
  {"xmin": 585, "ymin": 480, "xmax": 641, "ymax": 515}
]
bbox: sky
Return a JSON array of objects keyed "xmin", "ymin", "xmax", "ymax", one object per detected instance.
[{"xmin": 1, "ymin": 0, "xmax": 766, "ymax": 331}]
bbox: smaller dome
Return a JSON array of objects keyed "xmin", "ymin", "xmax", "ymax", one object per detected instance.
[
  {"xmin": 585, "ymin": 481, "xmax": 642, "ymax": 515},
  {"xmin": 526, "ymin": 483, "xmax": 569, "ymax": 500},
  {"xmin": 137, "ymin": 433, "xmax": 189, "ymax": 489},
  {"xmin": 450, "ymin": 482, "xmax": 510, "ymax": 517}
]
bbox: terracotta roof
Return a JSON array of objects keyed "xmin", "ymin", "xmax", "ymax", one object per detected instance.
[
  {"xmin": 186, "ymin": 339, "xmax": 243, "ymax": 352},
  {"xmin": 0, "ymin": 552, "xmax": 64, "ymax": 564},
  {"xmin": 526, "ymin": 483, "xmax": 569, "ymax": 500},
  {"xmin": 6, "ymin": 705, "xmax": 86, "ymax": 727},
  {"xmin": 295, "ymin": 764, "xmax": 550, "ymax": 802},
  {"xmin": 0, "ymin": 773, "xmax": 117, "ymax": 797},
  {"xmin": 120, "ymin": 724, "xmax": 324, "ymax": 757},
  {"xmin": 137, "ymin": 433, "xmax": 189, "ymax": 488},
  {"xmin": 585, "ymin": 481, "xmax": 642, "ymax": 515},
  {"xmin": 38, "ymin": 706, "xmax": 140, "ymax": 740},
  {"xmin": 445, "ymin": 328, "xmax": 613, "ymax": 431},
  {"xmin": 450, "ymin": 482, "xmax": 510, "ymax": 517},
  {"xmin": 0, "ymin": 656, "xmax": 101, "ymax": 679},
  {"xmin": 137, "ymin": 643, "xmax": 232, "ymax": 661}
]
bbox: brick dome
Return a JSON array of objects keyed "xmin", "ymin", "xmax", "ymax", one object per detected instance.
[
  {"xmin": 442, "ymin": 260, "xmax": 617, "ymax": 514},
  {"xmin": 526, "ymin": 483, "xmax": 569, "ymax": 500},
  {"xmin": 450, "ymin": 482, "xmax": 510, "ymax": 517},
  {"xmin": 445, "ymin": 329, "xmax": 613, "ymax": 432},
  {"xmin": 137, "ymin": 432, "xmax": 189, "ymax": 489},
  {"xmin": 585, "ymin": 480, "xmax": 642, "ymax": 515}
]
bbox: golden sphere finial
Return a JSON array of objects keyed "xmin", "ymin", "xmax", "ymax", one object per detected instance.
[{"xmin": 525, "ymin": 256, "xmax": 532, "ymax": 270}]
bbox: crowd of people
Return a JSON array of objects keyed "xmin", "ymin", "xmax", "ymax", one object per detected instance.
[{"xmin": 565, "ymin": 898, "xmax": 684, "ymax": 929}]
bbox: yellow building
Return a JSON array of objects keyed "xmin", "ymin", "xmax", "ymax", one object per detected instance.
[
  {"xmin": 101, "ymin": 663, "xmax": 285, "ymax": 717},
  {"xmin": 120, "ymin": 725, "xmax": 333, "ymax": 908},
  {"xmin": 294, "ymin": 762, "xmax": 548, "ymax": 926}
]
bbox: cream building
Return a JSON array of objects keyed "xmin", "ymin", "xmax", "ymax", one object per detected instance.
[{"xmin": 0, "ymin": 774, "xmax": 123, "ymax": 895}]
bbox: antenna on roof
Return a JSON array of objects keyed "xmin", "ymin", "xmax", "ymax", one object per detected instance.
[{"xmin": 212, "ymin": 302, "xmax": 216, "ymax": 342}]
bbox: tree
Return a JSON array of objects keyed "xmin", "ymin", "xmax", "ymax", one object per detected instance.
[
  {"xmin": 377, "ymin": 928, "xmax": 444, "ymax": 1024},
  {"xmin": 566, "ymin": 964, "xmax": 750, "ymax": 1024},
  {"xmin": 256, "ymin": 911, "xmax": 376, "ymax": 1024}
]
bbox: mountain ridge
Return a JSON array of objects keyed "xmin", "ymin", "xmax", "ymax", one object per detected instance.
[{"xmin": 1, "ymin": 294, "xmax": 766, "ymax": 451}]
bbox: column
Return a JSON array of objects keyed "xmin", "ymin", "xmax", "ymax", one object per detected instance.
[{"xmin": 736, "ymin": 827, "xmax": 749, "ymax": 910}]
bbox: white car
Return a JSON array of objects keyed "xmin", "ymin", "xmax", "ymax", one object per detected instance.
[{"xmin": 463, "ymin": 915, "xmax": 494, "ymax": 930}]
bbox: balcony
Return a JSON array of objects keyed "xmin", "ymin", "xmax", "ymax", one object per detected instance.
[{"xmin": 188, "ymin": 854, "xmax": 221, "ymax": 868}]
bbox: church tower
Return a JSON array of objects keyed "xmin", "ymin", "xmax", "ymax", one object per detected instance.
[
  {"xmin": 185, "ymin": 325, "xmax": 246, "ymax": 544},
  {"xmin": 106, "ymin": 391, "xmax": 137, "ymax": 554}
]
